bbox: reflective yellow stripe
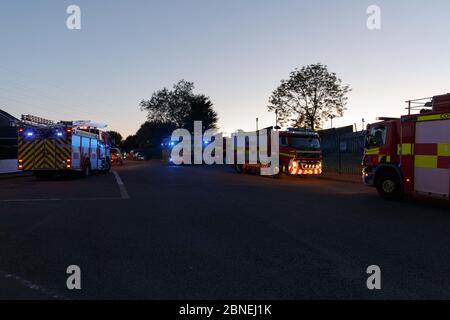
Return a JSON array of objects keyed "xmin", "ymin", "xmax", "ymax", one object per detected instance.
[
  {"xmin": 415, "ymin": 155, "xmax": 438, "ymax": 168},
  {"xmin": 397, "ymin": 143, "xmax": 414, "ymax": 155},
  {"xmin": 417, "ymin": 113, "xmax": 450, "ymax": 121},
  {"xmin": 437, "ymin": 143, "xmax": 450, "ymax": 157},
  {"xmin": 364, "ymin": 147, "xmax": 379, "ymax": 155}
]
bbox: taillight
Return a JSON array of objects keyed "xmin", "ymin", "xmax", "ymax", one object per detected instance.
[
  {"xmin": 18, "ymin": 159, "xmax": 23, "ymax": 169},
  {"xmin": 66, "ymin": 159, "xmax": 71, "ymax": 168}
]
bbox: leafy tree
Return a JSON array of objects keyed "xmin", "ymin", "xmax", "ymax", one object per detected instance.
[
  {"xmin": 107, "ymin": 131, "xmax": 123, "ymax": 147},
  {"xmin": 183, "ymin": 94, "xmax": 218, "ymax": 132},
  {"xmin": 122, "ymin": 134, "xmax": 138, "ymax": 152},
  {"xmin": 135, "ymin": 121, "xmax": 177, "ymax": 149},
  {"xmin": 268, "ymin": 63, "xmax": 351, "ymax": 130},
  {"xmin": 139, "ymin": 80, "xmax": 218, "ymax": 131}
]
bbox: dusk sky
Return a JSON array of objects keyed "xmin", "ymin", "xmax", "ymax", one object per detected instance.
[{"xmin": 1, "ymin": 0, "xmax": 450, "ymax": 137}]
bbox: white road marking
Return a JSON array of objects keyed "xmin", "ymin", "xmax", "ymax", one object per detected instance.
[
  {"xmin": 112, "ymin": 170, "xmax": 130, "ymax": 199},
  {"xmin": 0, "ymin": 270, "xmax": 65, "ymax": 299},
  {"xmin": 0, "ymin": 197, "xmax": 123, "ymax": 203},
  {"xmin": 0, "ymin": 198, "xmax": 62, "ymax": 202}
]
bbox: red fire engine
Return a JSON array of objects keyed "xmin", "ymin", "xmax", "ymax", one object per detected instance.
[
  {"xmin": 234, "ymin": 127, "xmax": 323, "ymax": 176},
  {"xmin": 362, "ymin": 93, "xmax": 450, "ymax": 200}
]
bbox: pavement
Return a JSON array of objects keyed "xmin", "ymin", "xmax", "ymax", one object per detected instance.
[
  {"xmin": 317, "ymin": 171, "xmax": 362, "ymax": 184},
  {"xmin": 0, "ymin": 160, "xmax": 449, "ymax": 299},
  {"xmin": 0, "ymin": 171, "xmax": 33, "ymax": 180}
]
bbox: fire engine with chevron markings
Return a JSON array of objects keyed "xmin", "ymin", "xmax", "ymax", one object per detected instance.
[
  {"xmin": 234, "ymin": 127, "xmax": 323, "ymax": 176},
  {"xmin": 362, "ymin": 93, "xmax": 450, "ymax": 201},
  {"xmin": 17, "ymin": 115, "xmax": 112, "ymax": 179}
]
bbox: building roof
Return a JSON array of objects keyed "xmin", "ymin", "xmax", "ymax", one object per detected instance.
[
  {"xmin": 0, "ymin": 108, "xmax": 20, "ymax": 127},
  {"xmin": 318, "ymin": 125, "xmax": 354, "ymax": 138}
]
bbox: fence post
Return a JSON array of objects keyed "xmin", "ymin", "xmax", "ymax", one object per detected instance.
[{"xmin": 338, "ymin": 135, "xmax": 342, "ymax": 175}]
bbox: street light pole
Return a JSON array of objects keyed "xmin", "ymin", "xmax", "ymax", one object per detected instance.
[
  {"xmin": 274, "ymin": 110, "xmax": 281, "ymax": 130},
  {"xmin": 329, "ymin": 115, "xmax": 336, "ymax": 128}
]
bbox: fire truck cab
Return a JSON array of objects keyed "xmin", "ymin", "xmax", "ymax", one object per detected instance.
[
  {"xmin": 234, "ymin": 127, "xmax": 323, "ymax": 176},
  {"xmin": 363, "ymin": 94, "xmax": 450, "ymax": 200},
  {"xmin": 279, "ymin": 128, "xmax": 322, "ymax": 175},
  {"xmin": 18, "ymin": 115, "xmax": 111, "ymax": 178}
]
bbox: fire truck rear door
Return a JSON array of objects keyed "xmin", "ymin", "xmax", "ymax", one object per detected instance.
[
  {"xmin": 414, "ymin": 119, "xmax": 450, "ymax": 199},
  {"xmin": 34, "ymin": 137, "xmax": 57, "ymax": 170}
]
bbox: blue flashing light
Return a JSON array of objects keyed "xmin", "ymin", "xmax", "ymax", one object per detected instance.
[
  {"xmin": 203, "ymin": 140, "xmax": 209, "ymax": 145},
  {"xmin": 56, "ymin": 131, "xmax": 64, "ymax": 137},
  {"xmin": 25, "ymin": 131, "xmax": 34, "ymax": 137},
  {"xmin": 169, "ymin": 141, "xmax": 175, "ymax": 147}
]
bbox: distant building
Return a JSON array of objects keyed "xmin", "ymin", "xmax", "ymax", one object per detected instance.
[
  {"xmin": 0, "ymin": 109, "xmax": 19, "ymax": 127},
  {"xmin": 0, "ymin": 109, "xmax": 20, "ymax": 173}
]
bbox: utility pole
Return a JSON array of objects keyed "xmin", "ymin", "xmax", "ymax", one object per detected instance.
[
  {"xmin": 256, "ymin": 117, "xmax": 259, "ymax": 131},
  {"xmin": 329, "ymin": 115, "xmax": 336, "ymax": 128},
  {"xmin": 362, "ymin": 118, "xmax": 365, "ymax": 131},
  {"xmin": 274, "ymin": 110, "xmax": 281, "ymax": 130}
]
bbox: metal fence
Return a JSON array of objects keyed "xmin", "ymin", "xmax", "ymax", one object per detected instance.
[{"xmin": 321, "ymin": 131, "xmax": 365, "ymax": 175}]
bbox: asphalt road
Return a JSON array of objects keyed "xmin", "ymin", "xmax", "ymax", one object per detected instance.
[{"xmin": 0, "ymin": 161, "xmax": 449, "ymax": 299}]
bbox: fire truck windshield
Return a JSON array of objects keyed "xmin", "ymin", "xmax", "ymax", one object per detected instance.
[
  {"xmin": 289, "ymin": 136, "xmax": 321, "ymax": 151},
  {"xmin": 366, "ymin": 127, "xmax": 387, "ymax": 148}
]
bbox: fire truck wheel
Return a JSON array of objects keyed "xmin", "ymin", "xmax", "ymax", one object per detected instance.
[
  {"xmin": 82, "ymin": 161, "xmax": 91, "ymax": 178},
  {"xmin": 103, "ymin": 159, "xmax": 111, "ymax": 173},
  {"xmin": 271, "ymin": 166, "xmax": 281, "ymax": 178},
  {"xmin": 235, "ymin": 164, "xmax": 245, "ymax": 173},
  {"xmin": 376, "ymin": 173, "xmax": 402, "ymax": 200}
]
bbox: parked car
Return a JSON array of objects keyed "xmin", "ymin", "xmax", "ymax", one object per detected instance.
[{"xmin": 135, "ymin": 152, "xmax": 146, "ymax": 161}]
